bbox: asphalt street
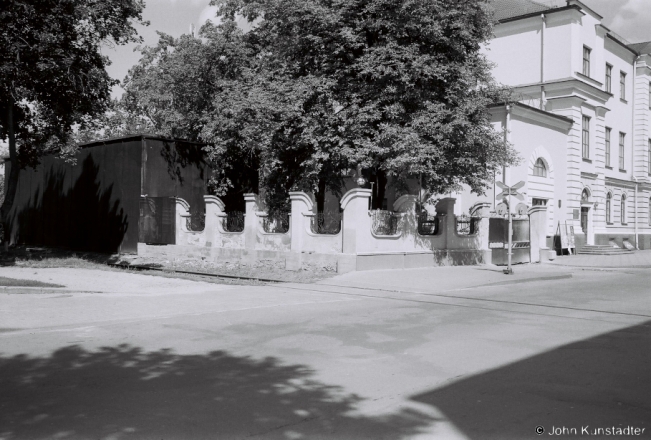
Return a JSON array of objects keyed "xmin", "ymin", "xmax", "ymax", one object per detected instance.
[{"xmin": 0, "ymin": 265, "xmax": 649, "ymax": 440}]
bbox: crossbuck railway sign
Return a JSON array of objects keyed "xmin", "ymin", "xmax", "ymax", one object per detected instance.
[
  {"xmin": 495, "ymin": 180, "xmax": 525, "ymax": 274},
  {"xmin": 496, "ymin": 181, "xmax": 525, "ymax": 201}
]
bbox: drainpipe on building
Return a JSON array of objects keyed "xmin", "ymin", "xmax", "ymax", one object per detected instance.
[
  {"xmin": 633, "ymin": 177, "xmax": 639, "ymax": 249},
  {"xmin": 540, "ymin": 14, "xmax": 546, "ymax": 110},
  {"xmin": 632, "ymin": 56, "xmax": 640, "ymax": 248}
]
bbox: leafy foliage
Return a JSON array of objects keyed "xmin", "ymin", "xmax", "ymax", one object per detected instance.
[
  {"xmin": 0, "ymin": 0, "xmax": 147, "ymax": 228},
  {"xmin": 205, "ymin": 0, "xmax": 515, "ymax": 212}
]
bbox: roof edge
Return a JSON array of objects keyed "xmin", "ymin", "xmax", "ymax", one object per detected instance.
[
  {"xmin": 489, "ymin": 101, "xmax": 574, "ymax": 125},
  {"xmin": 497, "ymin": 5, "xmax": 583, "ymax": 25}
]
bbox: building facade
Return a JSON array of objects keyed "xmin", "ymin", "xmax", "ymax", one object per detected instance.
[{"xmin": 460, "ymin": 0, "xmax": 651, "ymax": 250}]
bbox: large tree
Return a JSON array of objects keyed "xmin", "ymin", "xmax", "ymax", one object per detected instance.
[
  {"xmin": 0, "ymin": 0, "xmax": 146, "ymax": 237},
  {"xmin": 207, "ymin": 0, "xmax": 516, "ymax": 212},
  {"xmin": 117, "ymin": 21, "xmax": 263, "ymax": 210}
]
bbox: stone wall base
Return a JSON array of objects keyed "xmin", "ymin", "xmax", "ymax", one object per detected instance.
[{"xmin": 138, "ymin": 244, "xmax": 490, "ymax": 273}]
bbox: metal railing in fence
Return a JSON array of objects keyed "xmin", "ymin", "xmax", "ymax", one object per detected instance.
[
  {"xmin": 456, "ymin": 214, "xmax": 480, "ymax": 235},
  {"xmin": 186, "ymin": 213, "xmax": 206, "ymax": 232},
  {"xmin": 222, "ymin": 211, "xmax": 245, "ymax": 232},
  {"xmin": 263, "ymin": 211, "xmax": 290, "ymax": 233},
  {"xmin": 310, "ymin": 211, "xmax": 342, "ymax": 235},
  {"xmin": 371, "ymin": 210, "xmax": 399, "ymax": 235},
  {"xmin": 417, "ymin": 212, "xmax": 439, "ymax": 235}
]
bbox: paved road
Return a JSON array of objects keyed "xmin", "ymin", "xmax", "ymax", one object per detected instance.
[{"xmin": 0, "ymin": 265, "xmax": 649, "ymax": 440}]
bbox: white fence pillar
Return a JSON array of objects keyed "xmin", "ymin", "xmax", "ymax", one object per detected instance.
[
  {"xmin": 286, "ymin": 191, "xmax": 315, "ymax": 270},
  {"xmin": 528, "ymin": 205, "xmax": 549, "ymax": 263},
  {"xmin": 203, "ymin": 195, "xmax": 226, "ymax": 247},
  {"xmin": 340, "ymin": 188, "xmax": 372, "ymax": 254},
  {"xmin": 243, "ymin": 193, "xmax": 260, "ymax": 252},
  {"xmin": 175, "ymin": 198, "xmax": 191, "ymax": 245}
]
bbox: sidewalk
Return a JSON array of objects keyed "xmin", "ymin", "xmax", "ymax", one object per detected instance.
[
  {"xmin": 320, "ymin": 263, "xmax": 574, "ymax": 294},
  {"xmin": 549, "ymin": 249, "xmax": 651, "ymax": 268}
]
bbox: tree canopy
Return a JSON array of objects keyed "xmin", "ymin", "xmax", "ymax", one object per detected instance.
[
  {"xmin": 33, "ymin": 0, "xmax": 516, "ymax": 216},
  {"xmin": 114, "ymin": 0, "xmax": 513, "ymax": 213},
  {"xmin": 204, "ymin": 0, "xmax": 515, "ymax": 211},
  {"xmin": 0, "ymin": 0, "xmax": 146, "ymax": 230}
]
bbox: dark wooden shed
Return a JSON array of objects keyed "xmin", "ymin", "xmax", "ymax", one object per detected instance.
[{"xmin": 4, "ymin": 135, "xmax": 209, "ymax": 254}]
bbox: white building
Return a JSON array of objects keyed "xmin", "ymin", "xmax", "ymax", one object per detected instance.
[{"xmin": 461, "ymin": 0, "xmax": 651, "ymax": 250}]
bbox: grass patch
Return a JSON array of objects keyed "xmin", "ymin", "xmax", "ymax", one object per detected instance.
[{"xmin": 0, "ymin": 276, "xmax": 64, "ymax": 288}]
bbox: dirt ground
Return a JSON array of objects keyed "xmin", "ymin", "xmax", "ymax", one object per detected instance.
[{"xmin": 0, "ymin": 246, "xmax": 336, "ymax": 284}]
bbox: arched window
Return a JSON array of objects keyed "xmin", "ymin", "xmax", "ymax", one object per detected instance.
[
  {"xmin": 606, "ymin": 193, "xmax": 612, "ymax": 224},
  {"xmin": 533, "ymin": 158, "xmax": 547, "ymax": 177},
  {"xmin": 581, "ymin": 189, "xmax": 590, "ymax": 204},
  {"xmin": 621, "ymin": 195, "xmax": 627, "ymax": 224}
]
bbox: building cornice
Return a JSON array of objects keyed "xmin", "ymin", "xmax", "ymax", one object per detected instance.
[
  {"xmin": 567, "ymin": 0, "xmax": 602, "ymax": 20},
  {"xmin": 606, "ymin": 34, "xmax": 638, "ymax": 56},
  {"xmin": 515, "ymin": 78, "xmax": 612, "ymax": 105},
  {"xmin": 489, "ymin": 102, "xmax": 573, "ymax": 132},
  {"xmin": 496, "ymin": 5, "xmax": 583, "ymax": 25},
  {"xmin": 605, "ymin": 176, "xmax": 637, "ymax": 190}
]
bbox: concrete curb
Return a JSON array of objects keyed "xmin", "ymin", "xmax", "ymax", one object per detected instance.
[
  {"xmin": 318, "ymin": 273, "xmax": 573, "ymax": 294},
  {"xmin": 0, "ymin": 286, "xmax": 103, "ymax": 294}
]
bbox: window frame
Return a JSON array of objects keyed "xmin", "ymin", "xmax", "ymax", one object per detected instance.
[
  {"xmin": 605, "ymin": 64, "xmax": 612, "ymax": 93},
  {"xmin": 619, "ymin": 132, "xmax": 626, "ymax": 170},
  {"xmin": 606, "ymin": 193, "xmax": 612, "ymax": 224},
  {"xmin": 583, "ymin": 46, "xmax": 591, "ymax": 77},
  {"xmin": 533, "ymin": 158, "xmax": 547, "ymax": 177},
  {"xmin": 605, "ymin": 127, "xmax": 611, "ymax": 167},
  {"xmin": 621, "ymin": 194, "xmax": 627, "ymax": 224},
  {"xmin": 582, "ymin": 115, "xmax": 590, "ymax": 159},
  {"xmin": 620, "ymin": 71, "xmax": 626, "ymax": 101}
]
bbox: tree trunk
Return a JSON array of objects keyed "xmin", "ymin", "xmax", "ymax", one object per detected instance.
[
  {"xmin": 1, "ymin": 99, "xmax": 20, "ymax": 245},
  {"xmin": 315, "ymin": 178, "xmax": 326, "ymax": 213},
  {"xmin": 373, "ymin": 170, "xmax": 387, "ymax": 210}
]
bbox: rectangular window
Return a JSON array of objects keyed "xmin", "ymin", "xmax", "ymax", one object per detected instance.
[
  {"xmin": 605, "ymin": 64, "xmax": 612, "ymax": 93},
  {"xmin": 619, "ymin": 132, "xmax": 626, "ymax": 170},
  {"xmin": 583, "ymin": 46, "xmax": 591, "ymax": 76},
  {"xmin": 605, "ymin": 127, "xmax": 611, "ymax": 166},
  {"xmin": 532, "ymin": 198, "xmax": 547, "ymax": 206},
  {"xmin": 620, "ymin": 72, "xmax": 626, "ymax": 100},
  {"xmin": 582, "ymin": 116, "xmax": 590, "ymax": 159},
  {"xmin": 648, "ymin": 139, "xmax": 651, "ymax": 173}
]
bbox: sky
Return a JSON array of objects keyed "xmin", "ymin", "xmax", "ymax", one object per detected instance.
[
  {"xmin": 104, "ymin": 0, "xmax": 651, "ymax": 99},
  {"xmin": 104, "ymin": 0, "xmax": 227, "ymax": 99}
]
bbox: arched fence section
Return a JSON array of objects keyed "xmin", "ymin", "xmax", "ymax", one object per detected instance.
[{"xmin": 138, "ymin": 189, "xmax": 549, "ymax": 273}]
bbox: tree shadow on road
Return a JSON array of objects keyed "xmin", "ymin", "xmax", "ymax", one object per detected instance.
[
  {"xmin": 0, "ymin": 344, "xmax": 436, "ymax": 440},
  {"xmin": 411, "ymin": 319, "xmax": 651, "ymax": 440}
]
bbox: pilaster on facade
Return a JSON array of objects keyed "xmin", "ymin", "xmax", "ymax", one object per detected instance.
[
  {"xmin": 633, "ymin": 63, "xmax": 651, "ymax": 180},
  {"xmin": 592, "ymin": 106, "xmax": 608, "ymax": 228},
  {"xmin": 547, "ymin": 96, "xmax": 586, "ymax": 226}
]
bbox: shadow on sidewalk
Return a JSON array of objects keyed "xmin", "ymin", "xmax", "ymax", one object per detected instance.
[
  {"xmin": 0, "ymin": 345, "xmax": 436, "ymax": 439},
  {"xmin": 411, "ymin": 320, "xmax": 651, "ymax": 440}
]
